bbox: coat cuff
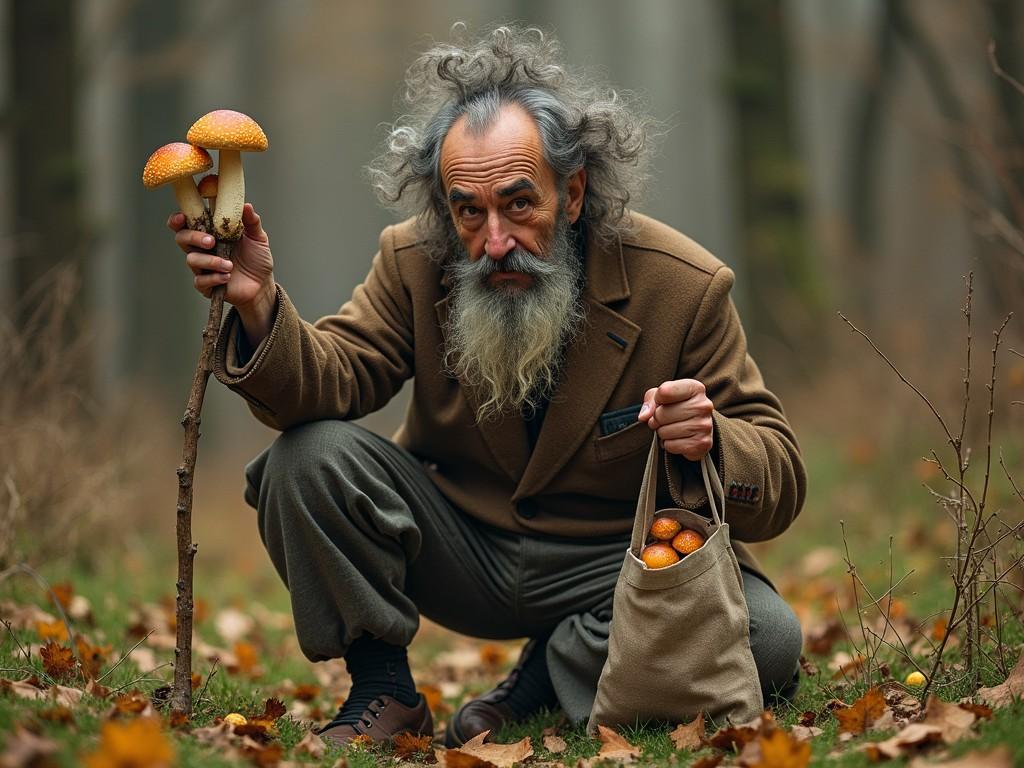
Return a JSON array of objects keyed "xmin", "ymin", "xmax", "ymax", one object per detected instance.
[{"xmin": 214, "ymin": 284, "xmax": 283, "ymax": 385}]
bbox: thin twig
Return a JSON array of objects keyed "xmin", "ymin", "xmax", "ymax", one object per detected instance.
[
  {"xmin": 988, "ymin": 40, "xmax": 1024, "ymax": 97},
  {"xmin": 96, "ymin": 629, "xmax": 154, "ymax": 683},
  {"xmin": 110, "ymin": 663, "xmax": 173, "ymax": 695},
  {"xmin": 1, "ymin": 619, "xmax": 31, "ymax": 664}
]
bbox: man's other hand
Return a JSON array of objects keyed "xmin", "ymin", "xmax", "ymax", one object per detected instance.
[{"xmin": 638, "ymin": 379, "xmax": 714, "ymax": 460}]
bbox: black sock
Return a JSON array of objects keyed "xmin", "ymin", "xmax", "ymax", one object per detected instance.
[
  {"xmin": 326, "ymin": 636, "xmax": 419, "ymax": 727},
  {"xmin": 503, "ymin": 635, "xmax": 559, "ymax": 718}
]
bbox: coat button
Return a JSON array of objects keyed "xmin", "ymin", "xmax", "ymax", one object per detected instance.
[{"xmin": 517, "ymin": 498, "xmax": 539, "ymax": 519}]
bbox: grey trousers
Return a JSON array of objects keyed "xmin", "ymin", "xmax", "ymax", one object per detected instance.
[{"xmin": 245, "ymin": 420, "xmax": 803, "ymax": 723}]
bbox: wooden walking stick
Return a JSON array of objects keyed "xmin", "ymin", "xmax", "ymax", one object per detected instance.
[{"xmin": 141, "ymin": 112, "xmax": 268, "ymax": 717}]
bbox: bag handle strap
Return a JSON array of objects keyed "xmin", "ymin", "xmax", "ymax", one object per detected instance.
[{"xmin": 631, "ymin": 435, "xmax": 726, "ymax": 555}]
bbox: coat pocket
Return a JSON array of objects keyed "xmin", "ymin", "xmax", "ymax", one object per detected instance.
[{"xmin": 594, "ymin": 419, "xmax": 652, "ymax": 462}]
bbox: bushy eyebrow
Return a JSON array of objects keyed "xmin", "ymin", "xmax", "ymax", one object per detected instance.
[
  {"xmin": 448, "ymin": 188, "xmax": 475, "ymax": 204},
  {"xmin": 496, "ymin": 178, "xmax": 536, "ymax": 197}
]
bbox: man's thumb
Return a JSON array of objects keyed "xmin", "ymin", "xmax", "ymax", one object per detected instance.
[
  {"xmin": 242, "ymin": 203, "xmax": 269, "ymax": 243},
  {"xmin": 638, "ymin": 387, "xmax": 657, "ymax": 419}
]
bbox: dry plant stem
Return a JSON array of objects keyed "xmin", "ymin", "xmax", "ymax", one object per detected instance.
[
  {"xmin": 0, "ymin": 563, "xmax": 79, "ymax": 669},
  {"xmin": 170, "ymin": 240, "xmax": 229, "ymax": 717}
]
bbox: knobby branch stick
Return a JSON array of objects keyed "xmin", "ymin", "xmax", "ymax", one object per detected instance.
[{"xmin": 170, "ymin": 240, "xmax": 227, "ymax": 719}]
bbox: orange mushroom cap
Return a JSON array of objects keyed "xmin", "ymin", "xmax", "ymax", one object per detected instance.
[
  {"xmin": 197, "ymin": 173, "xmax": 219, "ymax": 198},
  {"xmin": 142, "ymin": 143, "xmax": 213, "ymax": 188},
  {"xmin": 187, "ymin": 110, "xmax": 268, "ymax": 152}
]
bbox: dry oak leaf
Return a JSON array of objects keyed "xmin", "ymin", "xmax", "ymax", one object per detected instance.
[
  {"xmin": 239, "ymin": 740, "xmax": 284, "ymax": 768},
  {"xmin": 442, "ymin": 749, "xmax": 497, "ymax": 768},
  {"xmin": 707, "ymin": 723, "xmax": 760, "ymax": 751},
  {"xmin": 393, "ymin": 732, "xmax": 433, "ymax": 758},
  {"xmin": 292, "ymin": 683, "xmax": 320, "ymax": 702},
  {"xmin": 479, "ymin": 643, "xmax": 509, "ymax": 668},
  {"xmin": 977, "ymin": 654, "xmax": 1024, "ymax": 708},
  {"xmin": 110, "ymin": 692, "xmax": 151, "ymax": 718},
  {"xmin": 691, "ymin": 755, "xmax": 725, "ymax": 768},
  {"xmin": 860, "ymin": 723, "xmax": 943, "ymax": 761},
  {"xmin": 451, "ymin": 731, "xmax": 533, "ymax": 767},
  {"xmin": 37, "ymin": 704, "xmax": 75, "ymax": 724},
  {"xmin": 40, "ymin": 641, "xmax": 77, "ymax": 681},
  {"xmin": 542, "ymin": 734, "xmax": 567, "ymax": 754},
  {"xmin": 669, "ymin": 712, "xmax": 705, "ymax": 750},
  {"xmin": 0, "ymin": 724, "xmax": 58, "ymax": 768},
  {"xmin": 920, "ymin": 696, "xmax": 977, "ymax": 743},
  {"xmin": 747, "ymin": 728, "xmax": 811, "ymax": 768},
  {"xmin": 835, "ymin": 687, "xmax": 888, "ymax": 735},
  {"xmin": 50, "ymin": 582, "xmax": 74, "ymax": 610},
  {"xmin": 75, "ymin": 636, "xmax": 111, "ymax": 681},
  {"xmin": 82, "ymin": 717, "xmax": 175, "ymax": 768},
  {"xmin": 906, "ymin": 745, "xmax": 1012, "ymax": 768},
  {"xmin": 596, "ymin": 725, "xmax": 640, "ymax": 762},
  {"xmin": 789, "ymin": 725, "xmax": 822, "ymax": 742},
  {"xmin": 293, "ymin": 731, "xmax": 327, "ymax": 759}
]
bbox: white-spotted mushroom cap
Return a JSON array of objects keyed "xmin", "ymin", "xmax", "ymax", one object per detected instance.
[
  {"xmin": 187, "ymin": 110, "xmax": 268, "ymax": 152},
  {"xmin": 142, "ymin": 143, "xmax": 213, "ymax": 188},
  {"xmin": 197, "ymin": 173, "xmax": 219, "ymax": 198}
]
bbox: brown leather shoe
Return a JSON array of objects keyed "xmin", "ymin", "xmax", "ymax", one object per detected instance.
[
  {"xmin": 445, "ymin": 639, "xmax": 544, "ymax": 747},
  {"xmin": 319, "ymin": 694, "xmax": 433, "ymax": 746}
]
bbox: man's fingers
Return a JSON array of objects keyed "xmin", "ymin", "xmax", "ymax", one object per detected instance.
[
  {"xmin": 175, "ymin": 229, "xmax": 217, "ymax": 254},
  {"xmin": 186, "ymin": 252, "xmax": 233, "ymax": 276},
  {"xmin": 654, "ymin": 378, "xmax": 705, "ymax": 405},
  {"xmin": 194, "ymin": 272, "xmax": 230, "ymax": 292},
  {"xmin": 656, "ymin": 419, "xmax": 713, "ymax": 442},
  {"xmin": 653, "ymin": 398, "xmax": 713, "ymax": 427},
  {"xmin": 663, "ymin": 435, "xmax": 713, "ymax": 461},
  {"xmin": 167, "ymin": 212, "xmax": 186, "ymax": 232},
  {"xmin": 242, "ymin": 203, "xmax": 269, "ymax": 243}
]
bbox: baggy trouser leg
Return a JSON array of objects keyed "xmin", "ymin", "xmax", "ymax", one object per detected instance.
[
  {"xmin": 244, "ymin": 420, "xmax": 441, "ymax": 662},
  {"xmin": 545, "ymin": 570, "xmax": 803, "ymax": 723}
]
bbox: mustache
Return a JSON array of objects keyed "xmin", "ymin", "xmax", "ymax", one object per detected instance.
[{"xmin": 461, "ymin": 246, "xmax": 563, "ymax": 282}]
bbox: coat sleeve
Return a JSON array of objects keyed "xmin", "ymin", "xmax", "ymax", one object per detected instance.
[
  {"xmin": 665, "ymin": 265, "xmax": 807, "ymax": 542},
  {"xmin": 212, "ymin": 225, "xmax": 415, "ymax": 430}
]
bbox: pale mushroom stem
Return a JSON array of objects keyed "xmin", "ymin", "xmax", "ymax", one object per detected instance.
[
  {"xmin": 172, "ymin": 177, "xmax": 212, "ymax": 234},
  {"xmin": 214, "ymin": 149, "xmax": 244, "ymax": 242}
]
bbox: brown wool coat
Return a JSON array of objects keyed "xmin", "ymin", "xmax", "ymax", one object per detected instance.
[{"xmin": 214, "ymin": 212, "xmax": 807, "ymax": 581}]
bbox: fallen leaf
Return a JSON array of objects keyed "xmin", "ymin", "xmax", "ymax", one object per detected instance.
[
  {"xmin": 75, "ymin": 636, "xmax": 111, "ymax": 680},
  {"xmin": 907, "ymin": 745, "xmax": 1012, "ymax": 767},
  {"xmin": 419, "ymin": 683, "xmax": 447, "ymax": 714},
  {"xmin": 393, "ymin": 732, "xmax": 432, "ymax": 758},
  {"xmin": 443, "ymin": 749, "xmax": 497, "ymax": 768},
  {"xmin": 193, "ymin": 721, "xmax": 235, "ymax": 748},
  {"xmin": 51, "ymin": 685, "xmax": 83, "ymax": 708},
  {"xmin": 292, "ymin": 683, "xmax": 320, "ymax": 701},
  {"xmin": 957, "ymin": 701, "xmax": 993, "ymax": 720},
  {"xmin": 255, "ymin": 697, "xmax": 286, "ymax": 722},
  {"xmin": 835, "ymin": 687, "xmax": 888, "ymax": 735},
  {"xmin": 35, "ymin": 620, "xmax": 68, "ymax": 643},
  {"xmin": 479, "ymin": 643, "xmax": 509, "ymax": 668},
  {"xmin": 978, "ymin": 654, "xmax": 1024, "ymax": 708},
  {"xmin": 596, "ymin": 725, "xmax": 640, "ymax": 761},
  {"xmin": 0, "ymin": 724, "xmax": 58, "ymax": 768},
  {"xmin": 691, "ymin": 755, "xmax": 725, "ymax": 768},
  {"xmin": 239, "ymin": 741, "xmax": 283, "ymax": 767},
  {"xmin": 111, "ymin": 691, "xmax": 151, "ymax": 717},
  {"xmin": 294, "ymin": 731, "xmax": 327, "ymax": 759},
  {"xmin": 51, "ymin": 582, "xmax": 74, "ymax": 610},
  {"xmin": 453, "ymin": 731, "xmax": 533, "ymax": 767},
  {"xmin": 82, "ymin": 717, "xmax": 175, "ymax": 768},
  {"xmin": 860, "ymin": 723, "xmax": 943, "ymax": 761},
  {"xmin": 68, "ymin": 595, "xmax": 92, "ymax": 623},
  {"xmin": 37, "ymin": 704, "xmax": 74, "ymax": 723},
  {"xmin": 40, "ymin": 641, "xmax": 77, "ymax": 681},
  {"xmin": 707, "ymin": 723, "xmax": 760, "ymax": 751},
  {"xmin": 214, "ymin": 607, "xmax": 255, "ymax": 644},
  {"xmin": 749, "ymin": 728, "xmax": 811, "ymax": 768},
  {"xmin": 0, "ymin": 601, "xmax": 56, "ymax": 630},
  {"xmin": 348, "ymin": 733, "xmax": 373, "ymax": 748},
  {"xmin": 920, "ymin": 695, "xmax": 976, "ymax": 743},
  {"xmin": 669, "ymin": 713, "xmax": 704, "ymax": 750},
  {"xmin": 232, "ymin": 641, "xmax": 262, "ymax": 677},
  {"xmin": 797, "ymin": 711, "xmax": 816, "ymax": 727},
  {"xmin": 542, "ymin": 734, "xmax": 566, "ymax": 754}
]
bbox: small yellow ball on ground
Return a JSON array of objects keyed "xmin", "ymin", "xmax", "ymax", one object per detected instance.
[
  {"xmin": 224, "ymin": 712, "xmax": 247, "ymax": 727},
  {"xmin": 905, "ymin": 671, "xmax": 926, "ymax": 687}
]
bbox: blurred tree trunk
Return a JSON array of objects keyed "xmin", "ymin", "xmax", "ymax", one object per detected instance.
[
  {"xmin": 721, "ymin": 0, "xmax": 821, "ymax": 366},
  {"xmin": 7, "ymin": 0, "xmax": 84, "ymax": 332}
]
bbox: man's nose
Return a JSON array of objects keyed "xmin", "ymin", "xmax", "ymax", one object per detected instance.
[{"xmin": 484, "ymin": 214, "xmax": 515, "ymax": 260}]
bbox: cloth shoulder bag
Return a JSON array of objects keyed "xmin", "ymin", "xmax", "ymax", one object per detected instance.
[{"xmin": 588, "ymin": 436, "xmax": 763, "ymax": 731}]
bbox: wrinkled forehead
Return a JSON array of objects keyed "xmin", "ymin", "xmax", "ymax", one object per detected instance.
[{"xmin": 439, "ymin": 103, "xmax": 554, "ymax": 192}]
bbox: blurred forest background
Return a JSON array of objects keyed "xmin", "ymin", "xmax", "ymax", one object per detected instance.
[{"xmin": 1, "ymin": 0, "xmax": 1023, "ymax": 573}]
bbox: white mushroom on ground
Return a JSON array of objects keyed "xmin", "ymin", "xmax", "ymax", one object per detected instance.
[
  {"xmin": 197, "ymin": 173, "xmax": 218, "ymax": 219},
  {"xmin": 142, "ymin": 143, "xmax": 214, "ymax": 233},
  {"xmin": 186, "ymin": 110, "xmax": 268, "ymax": 243}
]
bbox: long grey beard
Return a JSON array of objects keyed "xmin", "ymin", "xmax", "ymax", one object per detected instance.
[{"xmin": 443, "ymin": 215, "xmax": 586, "ymax": 422}]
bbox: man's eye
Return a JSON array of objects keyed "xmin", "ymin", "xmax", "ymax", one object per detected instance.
[
  {"xmin": 461, "ymin": 206, "xmax": 480, "ymax": 217},
  {"xmin": 510, "ymin": 198, "xmax": 531, "ymax": 211}
]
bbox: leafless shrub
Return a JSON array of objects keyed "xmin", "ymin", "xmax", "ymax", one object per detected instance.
[
  {"xmin": 838, "ymin": 273, "xmax": 1021, "ymax": 697},
  {"xmin": 0, "ymin": 264, "xmax": 137, "ymax": 567}
]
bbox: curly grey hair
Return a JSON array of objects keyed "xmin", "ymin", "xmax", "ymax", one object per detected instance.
[{"xmin": 367, "ymin": 23, "xmax": 656, "ymax": 262}]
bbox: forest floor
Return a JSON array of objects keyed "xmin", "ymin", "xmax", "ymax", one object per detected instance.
[{"xmin": 1, "ymin": 432, "xmax": 1023, "ymax": 767}]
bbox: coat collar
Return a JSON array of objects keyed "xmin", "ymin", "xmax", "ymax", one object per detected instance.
[{"xmin": 433, "ymin": 227, "xmax": 638, "ymax": 496}]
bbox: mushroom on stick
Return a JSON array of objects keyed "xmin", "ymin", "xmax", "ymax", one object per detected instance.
[
  {"xmin": 142, "ymin": 143, "xmax": 213, "ymax": 233},
  {"xmin": 140, "ymin": 119, "xmax": 266, "ymax": 719},
  {"xmin": 187, "ymin": 109, "xmax": 268, "ymax": 260},
  {"xmin": 197, "ymin": 173, "xmax": 218, "ymax": 219}
]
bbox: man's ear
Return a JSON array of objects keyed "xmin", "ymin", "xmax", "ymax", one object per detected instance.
[{"xmin": 564, "ymin": 167, "xmax": 587, "ymax": 224}]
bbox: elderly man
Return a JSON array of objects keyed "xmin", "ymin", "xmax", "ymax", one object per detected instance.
[{"xmin": 170, "ymin": 25, "xmax": 806, "ymax": 747}]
